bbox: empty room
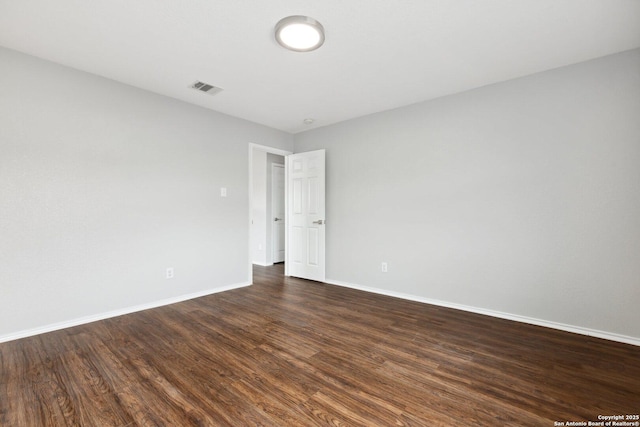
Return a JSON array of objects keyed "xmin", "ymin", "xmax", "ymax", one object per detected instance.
[{"xmin": 1, "ymin": 1, "xmax": 639, "ymax": 426}]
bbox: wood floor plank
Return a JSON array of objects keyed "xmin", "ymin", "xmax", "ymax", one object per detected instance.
[{"xmin": 1, "ymin": 263, "xmax": 639, "ymax": 426}]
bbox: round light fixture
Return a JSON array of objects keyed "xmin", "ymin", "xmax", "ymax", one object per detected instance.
[
  {"xmin": 303, "ymin": 118, "xmax": 315, "ymax": 125},
  {"xmin": 275, "ymin": 16, "xmax": 325, "ymax": 52}
]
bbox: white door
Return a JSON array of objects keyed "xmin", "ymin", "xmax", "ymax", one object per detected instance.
[
  {"xmin": 286, "ymin": 149, "xmax": 325, "ymax": 281},
  {"xmin": 271, "ymin": 164, "xmax": 285, "ymax": 263}
]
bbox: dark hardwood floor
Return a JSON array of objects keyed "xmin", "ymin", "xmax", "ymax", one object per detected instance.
[{"xmin": 1, "ymin": 264, "xmax": 639, "ymax": 426}]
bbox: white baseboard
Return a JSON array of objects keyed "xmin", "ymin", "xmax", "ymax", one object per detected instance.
[
  {"xmin": 5, "ymin": 278, "xmax": 637, "ymax": 347},
  {"xmin": 324, "ymin": 278, "xmax": 640, "ymax": 347},
  {"xmin": 252, "ymin": 261, "xmax": 273, "ymax": 267},
  {"xmin": 0, "ymin": 281, "xmax": 251, "ymax": 344}
]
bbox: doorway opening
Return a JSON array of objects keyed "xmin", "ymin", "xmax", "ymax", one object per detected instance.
[{"xmin": 248, "ymin": 143, "xmax": 291, "ymax": 284}]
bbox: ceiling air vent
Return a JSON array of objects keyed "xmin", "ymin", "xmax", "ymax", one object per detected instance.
[{"xmin": 190, "ymin": 81, "xmax": 223, "ymax": 96}]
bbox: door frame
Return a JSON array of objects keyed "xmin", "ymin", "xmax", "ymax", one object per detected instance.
[
  {"xmin": 271, "ymin": 163, "xmax": 285, "ymax": 264},
  {"xmin": 248, "ymin": 143, "xmax": 292, "ymax": 284}
]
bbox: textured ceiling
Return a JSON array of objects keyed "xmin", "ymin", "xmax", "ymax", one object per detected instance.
[{"xmin": 1, "ymin": 0, "xmax": 639, "ymax": 133}]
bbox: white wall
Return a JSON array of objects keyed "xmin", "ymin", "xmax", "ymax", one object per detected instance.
[
  {"xmin": 0, "ymin": 47, "xmax": 293, "ymax": 340},
  {"xmin": 294, "ymin": 48, "xmax": 640, "ymax": 342}
]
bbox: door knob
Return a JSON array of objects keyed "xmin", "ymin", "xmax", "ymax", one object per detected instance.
[
  {"xmin": 274, "ymin": 217, "xmax": 282, "ymax": 221},
  {"xmin": 312, "ymin": 220, "xmax": 324, "ymax": 225}
]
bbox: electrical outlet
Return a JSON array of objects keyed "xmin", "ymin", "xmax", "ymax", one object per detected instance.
[
  {"xmin": 166, "ymin": 267, "xmax": 174, "ymax": 279},
  {"xmin": 381, "ymin": 262, "xmax": 388, "ymax": 273},
  {"xmin": 220, "ymin": 187, "xmax": 227, "ymax": 197}
]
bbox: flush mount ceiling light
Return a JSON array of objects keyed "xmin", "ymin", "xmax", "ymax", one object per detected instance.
[{"xmin": 275, "ymin": 15, "xmax": 325, "ymax": 52}]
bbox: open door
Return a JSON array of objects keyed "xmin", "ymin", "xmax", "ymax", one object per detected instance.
[
  {"xmin": 286, "ymin": 149, "xmax": 325, "ymax": 281},
  {"xmin": 271, "ymin": 164, "xmax": 285, "ymax": 263}
]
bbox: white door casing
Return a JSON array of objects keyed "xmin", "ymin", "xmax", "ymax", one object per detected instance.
[
  {"xmin": 286, "ymin": 150, "xmax": 325, "ymax": 282},
  {"xmin": 271, "ymin": 163, "xmax": 285, "ymax": 263}
]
